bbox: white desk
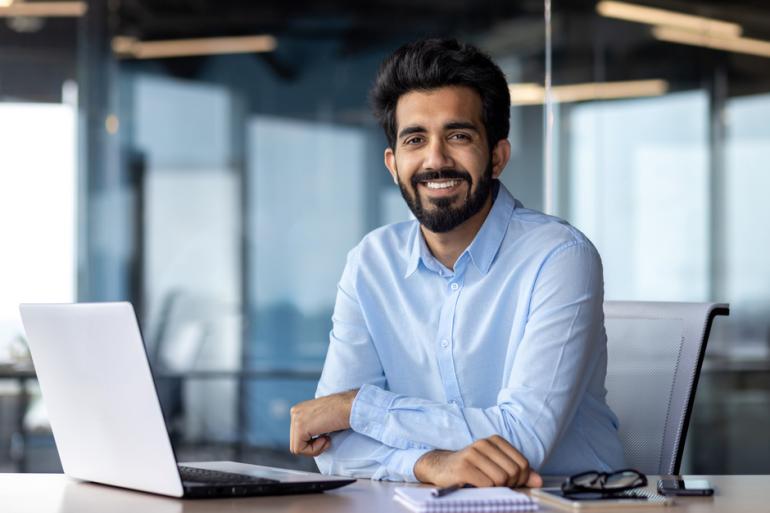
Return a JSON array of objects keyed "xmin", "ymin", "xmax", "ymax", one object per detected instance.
[{"xmin": 0, "ymin": 474, "xmax": 766, "ymax": 513}]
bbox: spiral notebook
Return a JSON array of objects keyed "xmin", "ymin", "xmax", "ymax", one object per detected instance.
[{"xmin": 393, "ymin": 486, "xmax": 539, "ymax": 513}]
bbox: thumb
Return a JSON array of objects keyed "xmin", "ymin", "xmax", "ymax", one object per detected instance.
[
  {"xmin": 306, "ymin": 435, "xmax": 331, "ymax": 456},
  {"xmin": 526, "ymin": 471, "xmax": 543, "ymax": 488},
  {"xmin": 317, "ymin": 435, "xmax": 331, "ymax": 453}
]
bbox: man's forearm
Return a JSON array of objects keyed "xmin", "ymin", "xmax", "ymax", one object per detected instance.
[{"xmin": 315, "ymin": 430, "xmax": 431, "ymax": 482}]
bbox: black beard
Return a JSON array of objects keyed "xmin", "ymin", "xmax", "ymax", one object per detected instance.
[{"xmin": 398, "ymin": 162, "xmax": 494, "ymax": 233}]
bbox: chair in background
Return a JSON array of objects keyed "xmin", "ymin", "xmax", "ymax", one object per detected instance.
[{"xmin": 603, "ymin": 301, "xmax": 729, "ymax": 475}]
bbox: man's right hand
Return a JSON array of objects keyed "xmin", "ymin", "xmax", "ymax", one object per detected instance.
[{"xmin": 413, "ymin": 435, "xmax": 543, "ymax": 488}]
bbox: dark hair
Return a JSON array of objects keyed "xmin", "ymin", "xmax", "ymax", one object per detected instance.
[{"xmin": 370, "ymin": 38, "xmax": 510, "ymax": 151}]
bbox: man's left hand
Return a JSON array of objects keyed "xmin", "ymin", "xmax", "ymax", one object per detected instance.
[{"xmin": 289, "ymin": 389, "xmax": 358, "ymax": 456}]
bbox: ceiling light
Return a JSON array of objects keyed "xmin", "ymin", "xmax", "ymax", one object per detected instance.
[
  {"xmin": 596, "ymin": 1, "xmax": 741, "ymax": 38},
  {"xmin": 112, "ymin": 35, "xmax": 277, "ymax": 59},
  {"xmin": 509, "ymin": 79, "xmax": 669, "ymax": 105},
  {"xmin": 507, "ymin": 84, "xmax": 546, "ymax": 105},
  {"xmin": 653, "ymin": 26, "xmax": 770, "ymax": 59},
  {"xmin": 0, "ymin": 1, "xmax": 87, "ymax": 17}
]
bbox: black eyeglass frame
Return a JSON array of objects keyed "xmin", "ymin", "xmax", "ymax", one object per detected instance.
[{"xmin": 561, "ymin": 469, "xmax": 648, "ymax": 497}]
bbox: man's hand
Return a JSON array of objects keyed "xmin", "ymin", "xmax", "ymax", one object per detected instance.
[
  {"xmin": 413, "ymin": 435, "xmax": 543, "ymax": 488},
  {"xmin": 289, "ymin": 390, "xmax": 358, "ymax": 457}
]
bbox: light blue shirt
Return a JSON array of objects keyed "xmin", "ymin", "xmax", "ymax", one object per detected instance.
[{"xmin": 315, "ymin": 181, "xmax": 624, "ymax": 481}]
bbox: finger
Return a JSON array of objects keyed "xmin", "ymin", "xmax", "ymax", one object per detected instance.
[
  {"xmin": 315, "ymin": 436, "xmax": 331, "ymax": 455},
  {"xmin": 466, "ymin": 447, "xmax": 509, "ymax": 487},
  {"xmin": 486, "ymin": 436, "xmax": 530, "ymax": 487},
  {"xmin": 458, "ymin": 462, "xmax": 495, "ymax": 488},
  {"xmin": 474, "ymin": 439, "xmax": 521, "ymax": 487},
  {"xmin": 290, "ymin": 416, "xmax": 303, "ymax": 454},
  {"xmin": 526, "ymin": 471, "xmax": 543, "ymax": 488},
  {"xmin": 289, "ymin": 416, "xmax": 297, "ymax": 454},
  {"xmin": 296, "ymin": 435, "xmax": 320, "ymax": 456},
  {"xmin": 300, "ymin": 435, "xmax": 330, "ymax": 457}
]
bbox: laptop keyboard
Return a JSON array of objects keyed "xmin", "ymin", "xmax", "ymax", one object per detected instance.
[{"xmin": 178, "ymin": 465, "xmax": 279, "ymax": 485}]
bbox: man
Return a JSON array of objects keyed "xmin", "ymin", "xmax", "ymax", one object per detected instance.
[{"xmin": 289, "ymin": 38, "xmax": 624, "ymax": 487}]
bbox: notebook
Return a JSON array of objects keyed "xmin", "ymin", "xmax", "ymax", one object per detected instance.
[{"xmin": 393, "ymin": 486, "xmax": 539, "ymax": 513}]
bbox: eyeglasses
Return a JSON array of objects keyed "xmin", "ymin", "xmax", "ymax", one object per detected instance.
[{"xmin": 561, "ymin": 469, "xmax": 647, "ymax": 498}]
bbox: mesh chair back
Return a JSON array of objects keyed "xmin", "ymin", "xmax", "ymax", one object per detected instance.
[{"xmin": 603, "ymin": 301, "xmax": 729, "ymax": 475}]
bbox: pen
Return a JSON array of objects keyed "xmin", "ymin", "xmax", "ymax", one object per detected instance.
[{"xmin": 431, "ymin": 484, "xmax": 474, "ymax": 497}]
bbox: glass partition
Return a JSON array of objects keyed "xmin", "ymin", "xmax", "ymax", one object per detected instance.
[{"xmin": 550, "ymin": 0, "xmax": 770, "ymax": 473}]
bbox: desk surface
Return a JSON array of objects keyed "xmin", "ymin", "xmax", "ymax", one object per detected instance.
[{"xmin": 0, "ymin": 474, "xmax": 766, "ymax": 513}]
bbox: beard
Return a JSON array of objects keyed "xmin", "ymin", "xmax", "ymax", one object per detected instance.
[{"xmin": 397, "ymin": 160, "xmax": 494, "ymax": 233}]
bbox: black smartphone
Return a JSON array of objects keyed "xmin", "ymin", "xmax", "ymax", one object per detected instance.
[{"xmin": 657, "ymin": 478, "xmax": 714, "ymax": 496}]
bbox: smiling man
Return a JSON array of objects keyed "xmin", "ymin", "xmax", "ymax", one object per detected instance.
[{"xmin": 289, "ymin": 39, "xmax": 624, "ymax": 487}]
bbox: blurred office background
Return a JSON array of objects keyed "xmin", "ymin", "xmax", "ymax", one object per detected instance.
[{"xmin": 1, "ymin": 0, "xmax": 768, "ymax": 474}]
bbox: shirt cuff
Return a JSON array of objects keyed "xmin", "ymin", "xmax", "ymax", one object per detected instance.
[
  {"xmin": 381, "ymin": 447, "xmax": 432, "ymax": 482},
  {"xmin": 349, "ymin": 384, "xmax": 398, "ymax": 442}
]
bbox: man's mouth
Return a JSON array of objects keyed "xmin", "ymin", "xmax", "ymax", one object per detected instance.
[
  {"xmin": 418, "ymin": 179, "xmax": 466, "ymax": 195},
  {"xmin": 423, "ymin": 179, "xmax": 462, "ymax": 189}
]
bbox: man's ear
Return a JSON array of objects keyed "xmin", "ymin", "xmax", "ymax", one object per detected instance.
[
  {"xmin": 490, "ymin": 139, "xmax": 511, "ymax": 179},
  {"xmin": 384, "ymin": 147, "xmax": 398, "ymax": 184}
]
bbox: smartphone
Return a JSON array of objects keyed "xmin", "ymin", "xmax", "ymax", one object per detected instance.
[{"xmin": 657, "ymin": 478, "xmax": 714, "ymax": 496}]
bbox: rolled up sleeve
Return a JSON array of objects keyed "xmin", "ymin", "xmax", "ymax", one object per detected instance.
[{"xmin": 314, "ymin": 247, "xmax": 433, "ymax": 481}]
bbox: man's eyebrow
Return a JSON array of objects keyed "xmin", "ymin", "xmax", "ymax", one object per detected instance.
[
  {"xmin": 397, "ymin": 125, "xmax": 425, "ymax": 140},
  {"xmin": 445, "ymin": 121, "xmax": 479, "ymax": 131}
]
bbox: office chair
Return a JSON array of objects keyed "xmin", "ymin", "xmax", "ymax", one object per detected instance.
[{"xmin": 603, "ymin": 301, "xmax": 729, "ymax": 475}]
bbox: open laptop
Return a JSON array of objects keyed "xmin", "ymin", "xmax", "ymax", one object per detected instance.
[{"xmin": 18, "ymin": 302, "xmax": 355, "ymax": 498}]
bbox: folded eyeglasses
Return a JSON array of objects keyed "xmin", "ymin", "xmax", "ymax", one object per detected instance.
[{"xmin": 561, "ymin": 469, "xmax": 647, "ymax": 498}]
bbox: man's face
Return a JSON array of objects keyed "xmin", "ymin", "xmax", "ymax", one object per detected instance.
[{"xmin": 384, "ymin": 86, "xmax": 506, "ymax": 233}]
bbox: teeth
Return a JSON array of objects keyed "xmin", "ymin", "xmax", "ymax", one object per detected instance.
[{"xmin": 425, "ymin": 180, "xmax": 460, "ymax": 189}]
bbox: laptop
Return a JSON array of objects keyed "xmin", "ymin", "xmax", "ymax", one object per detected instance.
[{"xmin": 18, "ymin": 302, "xmax": 355, "ymax": 498}]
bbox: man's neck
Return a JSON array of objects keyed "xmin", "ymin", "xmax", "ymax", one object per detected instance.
[{"xmin": 420, "ymin": 193, "xmax": 494, "ymax": 271}]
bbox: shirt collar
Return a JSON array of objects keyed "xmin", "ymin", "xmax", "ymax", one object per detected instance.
[
  {"xmin": 403, "ymin": 180, "xmax": 517, "ymax": 278},
  {"xmin": 404, "ymin": 223, "xmax": 423, "ymax": 278}
]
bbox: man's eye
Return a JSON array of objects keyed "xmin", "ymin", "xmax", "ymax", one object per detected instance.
[
  {"xmin": 404, "ymin": 136, "xmax": 423, "ymax": 145},
  {"xmin": 450, "ymin": 133, "xmax": 471, "ymax": 141}
]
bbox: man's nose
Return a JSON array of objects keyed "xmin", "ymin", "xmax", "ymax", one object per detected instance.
[{"xmin": 423, "ymin": 139, "xmax": 454, "ymax": 170}]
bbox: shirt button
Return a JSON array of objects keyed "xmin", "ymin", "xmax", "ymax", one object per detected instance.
[
  {"xmin": 440, "ymin": 339, "xmax": 449, "ymax": 348},
  {"xmin": 450, "ymin": 282, "xmax": 459, "ymax": 291},
  {"xmin": 450, "ymin": 400, "xmax": 458, "ymax": 406}
]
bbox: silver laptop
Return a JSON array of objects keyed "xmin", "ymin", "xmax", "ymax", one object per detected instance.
[{"xmin": 19, "ymin": 302, "xmax": 354, "ymax": 498}]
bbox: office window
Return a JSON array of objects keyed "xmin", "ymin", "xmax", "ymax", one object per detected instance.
[
  {"xmin": 566, "ymin": 92, "xmax": 710, "ymax": 302},
  {"xmin": 134, "ymin": 75, "xmax": 241, "ymax": 443},
  {"xmin": 0, "ymin": 103, "xmax": 77, "ymax": 356},
  {"xmin": 245, "ymin": 115, "xmax": 367, "ymax": 446},
  {"xmin": 725, "ymin": 93, "xmax": 770, "ymax": 323}
]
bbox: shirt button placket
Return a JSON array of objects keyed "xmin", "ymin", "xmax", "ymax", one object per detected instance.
[
  {"xmin": 436, "ymin": 273, "xmax": 463, "ymax": 407},
  {"xmin": 449, "ymin": 278, "xmax": 466, "ymax": 405}
]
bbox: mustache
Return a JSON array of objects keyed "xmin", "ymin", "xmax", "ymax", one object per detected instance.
[{"xmin": 410, "ymin": 169, "xmax": 472, "ymax": 189}]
